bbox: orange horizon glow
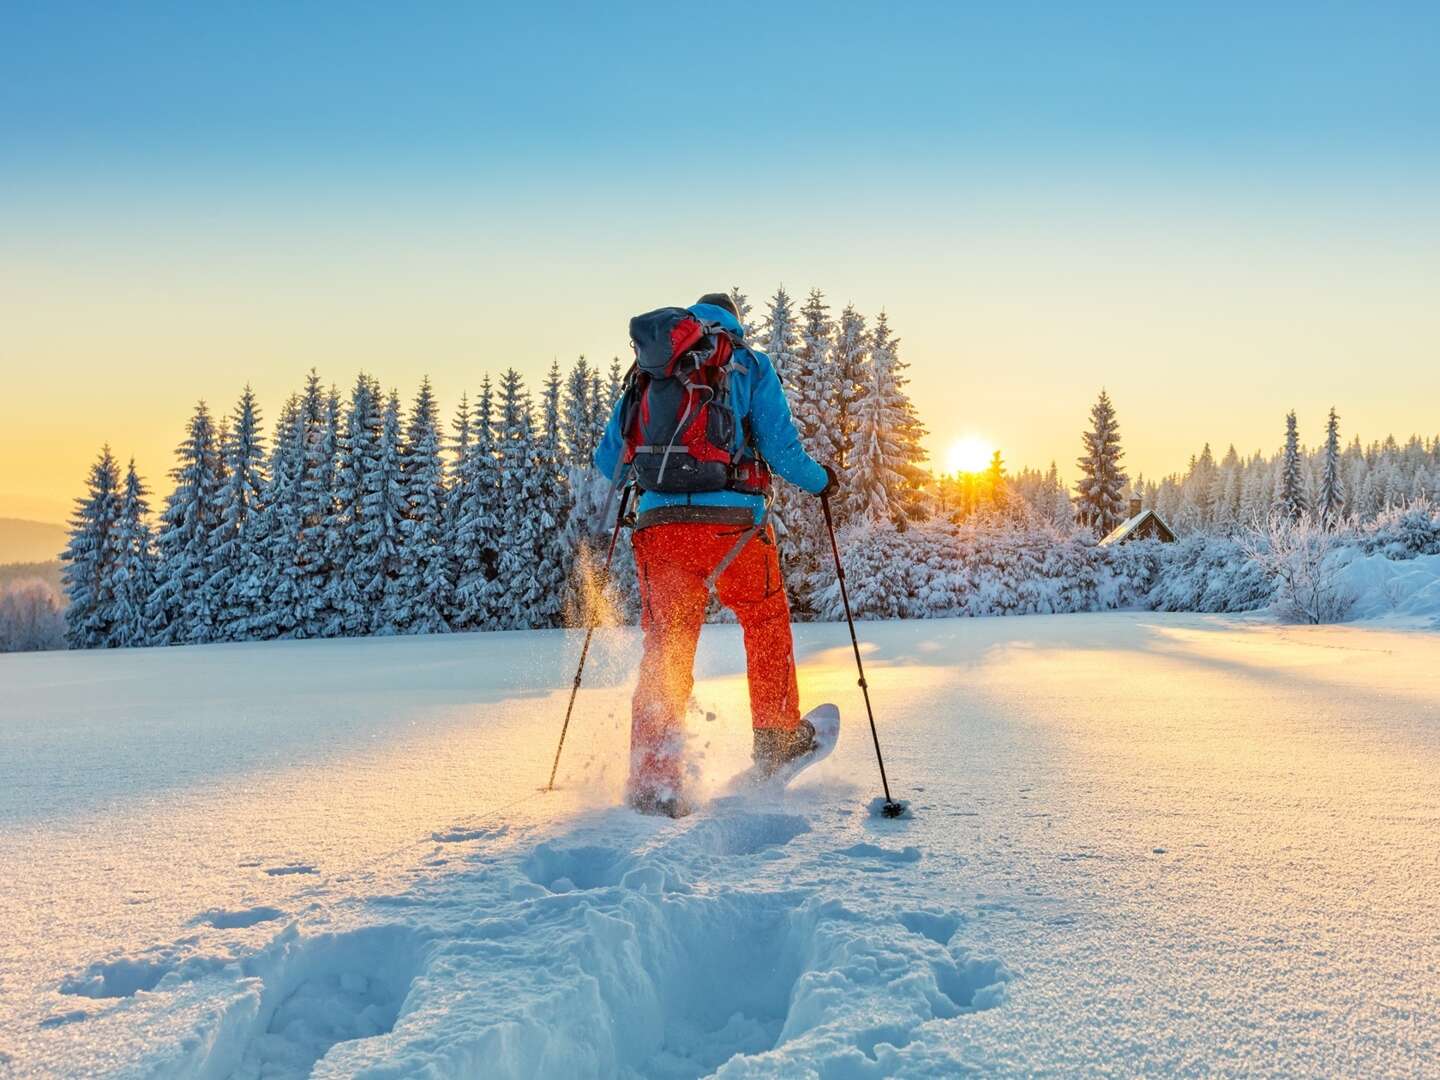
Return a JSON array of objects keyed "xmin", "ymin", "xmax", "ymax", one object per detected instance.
[{"xmin": 4, "ymin": 198, "xmax": 1440, "ymax": 522}]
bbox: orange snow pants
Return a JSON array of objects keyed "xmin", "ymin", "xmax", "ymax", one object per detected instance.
[{"xmin": 630, "ymin": 521, "xmax": 801, "ymax": 782}]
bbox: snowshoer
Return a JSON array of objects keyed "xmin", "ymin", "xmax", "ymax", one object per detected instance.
[{"xmin": 594, "ymin": 292, "xmax": 836, "ymax": 817}]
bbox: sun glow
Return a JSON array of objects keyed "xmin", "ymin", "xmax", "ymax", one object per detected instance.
[{"xmin": 945, "ymin": 435, "xmax": 994, "ymax": 475}]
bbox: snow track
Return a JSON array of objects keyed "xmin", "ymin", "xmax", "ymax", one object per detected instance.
[{"xmin": 70, "ymin": 800, "xmax": 1007, "ymax": 1079}]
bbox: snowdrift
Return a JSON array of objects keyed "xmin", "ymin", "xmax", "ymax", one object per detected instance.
[{"xmin": 1335, "ymin": 550, "xmax": 1440, "ymax": 624}]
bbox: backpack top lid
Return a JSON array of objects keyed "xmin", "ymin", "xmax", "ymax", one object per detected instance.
[{"xmin": 629, "ymin": 307, "xmax": 705, "ymax": 377}]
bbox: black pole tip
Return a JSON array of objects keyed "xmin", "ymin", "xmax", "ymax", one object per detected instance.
[{"xmin": 869, "ymin": 796, "xmax": 911, "ymax": 819}]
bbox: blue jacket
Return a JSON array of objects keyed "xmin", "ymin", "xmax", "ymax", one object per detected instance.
[{"xmin": 594, "ymin": 303, "xmax": 828, "ymax": 524}]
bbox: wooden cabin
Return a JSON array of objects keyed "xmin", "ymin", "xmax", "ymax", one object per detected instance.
[{"xmin": 1100, "ymin": 496, "xmax": 1177, "ymax": 546}]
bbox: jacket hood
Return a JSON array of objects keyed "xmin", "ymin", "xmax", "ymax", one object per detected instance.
[{"xmin": 688, "ymin": 302, "xmax": 745, "ymax": 341}]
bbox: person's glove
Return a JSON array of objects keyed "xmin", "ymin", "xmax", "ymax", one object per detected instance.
[{"xmin": 817, "ymin": 464, "xmax": 839, "ymax": 499}]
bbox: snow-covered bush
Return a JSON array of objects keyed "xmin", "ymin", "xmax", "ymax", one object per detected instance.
[
  {"xmin": 1236, "ymin": 515, "xmax": 1355, "ymax": 624},
  {"xmin": 1359, "ymin": 499, "xmax": 1440, "ymax": 560},
  {"xmin": 1144, "ymin": 533, "xmax": 1275, "ymax": 613},
  {"xmin": 810, "ymin": 521, "xmax": 1158, "ymax": 621},
  {"xmin": 807, "ymin": 520, "xmax": 942, "ymax": 620},
  {"xmin": 0, "ymin": 579, "xmax": 67, "ymax": 652}
]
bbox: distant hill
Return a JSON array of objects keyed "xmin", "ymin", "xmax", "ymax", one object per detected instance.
[
  {"xmin": 0, "ymin": 493, "xmax": 71, "ymax": 525},
  {"xmin": 0, "ymin": 560, "xmax": 64, "ymax": 596},
  {"xmin": 0, "ymin": 518, "xmax": 67, "ymax": 564}
]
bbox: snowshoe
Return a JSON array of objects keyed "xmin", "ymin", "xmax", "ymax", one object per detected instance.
[
  {"xmin": 753, "ymin": 719, "xmax": 818, "ymax": 779},
  {"xmin": 726, "ymin": 704, "xmax": 841, "ymax": 793}
]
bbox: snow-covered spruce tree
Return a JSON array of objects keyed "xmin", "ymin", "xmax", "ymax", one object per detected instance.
[
  {"xmin": 847, "ymin": 315, "xmax": 925, "ymax": 526},
  {"xmin": 1074, "ymin": 390, "xmax": 1128, "ymax": 536},
  {"xmin": 394, "ymin": 377, "xmax": 453, "ymax": 634},
  {"xmin": 1180, "ymin": 443, "xmax": 1216, "ymax": 530},
  {"xmin": 1275, "ymin": 410, "xmax": 1307, "ymax": 522},
  {"xmin": 212, "ymin": 386, "xmax": 266, "ymax": 639},
  {"xmin": 150, "ymin": 402, "xmax": 224, "ymax": 644},
  {"xmin": 1240, "ymin": 453, "xmax": 1272, "ymax": 523},
  {"xmin": 867, "ymin": 311, "xmax": 928, "ymax": 520},
  {"xmin": 248, "ymin": 396, "xmax": 305, "ymax": 639},
  {"xmin": 443, "ymin": 391, "xmax": 472, "ymax": 626},
  {"xmin": 531, "ymin": 361, "xmax": 573, "ymax": 628},
  {"xmin": 596, "ymin": 359, "xmax": 619, "ymax": 414},
  {"xmin": 1355, "ymin": 468, "xmax": 1381, "ymax": 522},
  {"xmin": 782, "ymin": 289, "xmax": 837, "ymax": 615},
  {"xmin": 985, "ymin": 450, "xmax": 1009, "ymax": 513},
  {"xmin": 1342, "ymin": 438, "xmax": 1367, "ymax": 517},
  {"xmin": 758, "ymin": 286, "xmax": 801, "ymax": 383},
  {"xmin": 847, "ymin": 369, "xmax": 898, "ymax": 525},
  {"xmin": 286, "ymin": 372, "xmax": 337, "ymax": 637},
  {"xmin": 826, "ymin": 304, "xmax": 868, "ymax": 478},
  {"xmin": 1319, "ymin": 407, "xmax": 1344, "ymax": 526},
  {"xmin": 316, "ymin": 384, "xmax": 346, "ymax": 636},
  {"xmin": 493, "ymin": 369, "xmax": 546, "ymax": 629},
  {"xmin": 1381, "ymin": 456, "xmax": 1407, "ymax": 510},
  {"xmin": 332, "ymin": 374, "xmax": 384, "ymax": 636},
  {"xmin": 560, "ymin": 357, "xmax": 604, "ymax": 538},
  {"xmin": 111, "ymin": 459, "xmax": 157, "ymax": 648},
  {"xmin": 587, "ymin": 364, "xmax": 608, "ymax": 449},
  {"xmin": 728, "ymin": 286, "xmax": 754, "ymax": 334},
  {"xmin": 368, "ymin": 389, "xmax": 409, "ymax": 634},
  {"xmin": 451, "ymin": 375, "xmax": 501, "ymax": 630},
  {"xmin": 1037, "ymin": 462, "xmax": 1073, "ymax": 530},
  {"xmin": 754, "ymin": 286, "xmax": 808, "ymax": 582},
  {"xmin": 1210, "ymin": 445, "xmax": 1241, "ymax": 531},
  {"xmin": 794, "ymin": 289, "xmax": 834, "ymax": 460},
  {"xmin": 561, "ymin": 357, "xmax": 596, "ymax": 468},
  {"xmin": 61, "ymin": 445, "xmax": 123, "ymax": 648}
]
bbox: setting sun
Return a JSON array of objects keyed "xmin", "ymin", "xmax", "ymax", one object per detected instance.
[{"xmin": 945, "ymin": 434, "xmax": 994, "ymax": 475}]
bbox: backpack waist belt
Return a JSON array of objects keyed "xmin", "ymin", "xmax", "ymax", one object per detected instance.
[{"xmin": 634, "ymin": 505, "xmax": 757, "ymax": 531}]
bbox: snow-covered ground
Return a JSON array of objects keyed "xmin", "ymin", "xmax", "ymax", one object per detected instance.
[{"xmin": 3, "ymin": 613, "xmax": 1438, "ymax": 1077}]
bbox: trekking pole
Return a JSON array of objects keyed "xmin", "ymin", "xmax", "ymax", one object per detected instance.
[
  {"xmin": 821, "ymin": 492, "xmax": 906, "ymax": 818},
  {"xmin": 546, "ymin": 484, "xmax": 633, "ymax": 792}
]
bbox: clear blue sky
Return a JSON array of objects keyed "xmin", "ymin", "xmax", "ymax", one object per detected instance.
[
  {"xmin": 3, "ymin": 1, "xmax": 1438, "ymax": 514},
  {"xmin": 7, "ymin": 2, "xmax": 1436, "ymax": 171}
]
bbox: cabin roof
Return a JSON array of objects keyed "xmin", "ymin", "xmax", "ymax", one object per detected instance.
[{"xmin": 1100, "ymin": 508, "xmax": 1176, "ymax": 546}]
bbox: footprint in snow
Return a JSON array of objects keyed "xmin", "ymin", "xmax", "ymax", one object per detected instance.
[
  {"xmin": 59, "ymin": 957, "xmax": 173, "ymax": 999},
  {"xmin": 59, "ymin": 951, "xmax": 229, "ymax": 999},
  {"xmin": 432, "ymin": 824, "xmax": 508, "ymax": 844},
  {"xmin": 264, "ymin": 863, "xmax": 318, "ymax": 877},
  {"xmin": 838, "ymin": 842, "xmax": 923, "ymax": 864},
  {"xmin": 193, "ymin": 905, "xmax": 284, "ymax": 929},
  {"xmin": 683, "ymin": 812, "xmax": 810, "ymax": 857},
  {"xmin": 38, "ymin": 1009, "xmax": 92, "ymax": 1029},
  {"xmin": 521, "ymin": 843, "xmax": 628, "ymax": 892},
  {"xmin": 898, "ymin": 909, "xmax": 963, "ymax": 945},
  {"xmin": 222, "ymin": 924, "xmax": 426, "ymax": 1079}
]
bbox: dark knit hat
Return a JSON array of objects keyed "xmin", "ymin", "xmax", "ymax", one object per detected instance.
[{"xmin": 695, "ymin": 292, "xmax": 739, "ymax": 319}]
